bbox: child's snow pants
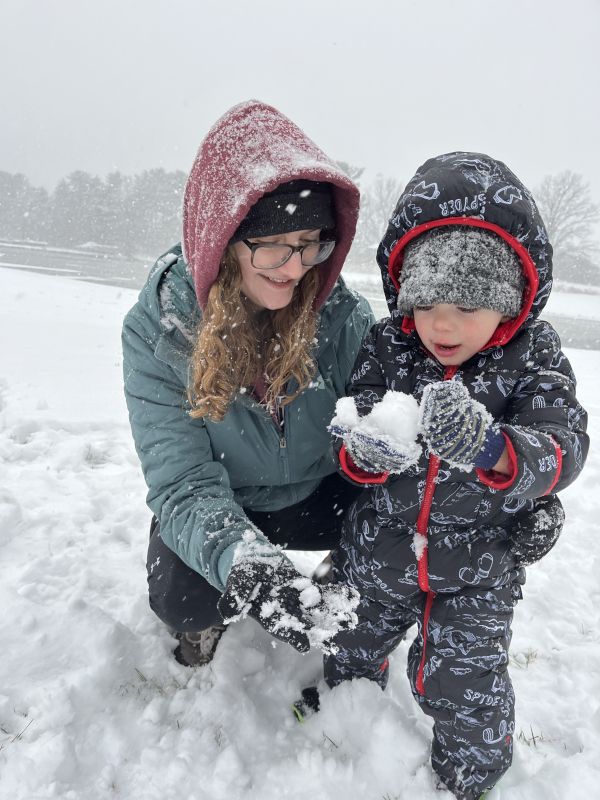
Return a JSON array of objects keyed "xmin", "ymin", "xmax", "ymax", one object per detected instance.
[{"xmin": 324, "ymin": 546, "xmax": 524, "ymax": 800}]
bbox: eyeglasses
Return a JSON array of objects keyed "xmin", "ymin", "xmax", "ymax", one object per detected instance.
[{"xmin": 242, "ymin": 239, "xmax": 336, "ymax": 270}]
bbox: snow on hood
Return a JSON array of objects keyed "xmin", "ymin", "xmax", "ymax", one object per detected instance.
[
  {"xmin": 376, "ymin": 152, "xmax": 554, "ymax": 347},
  {"xmin": 182, "ymin": 100, "xmax": 360, "ymax": 309}
]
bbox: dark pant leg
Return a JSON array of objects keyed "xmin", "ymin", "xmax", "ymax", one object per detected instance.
[
  {"xmin": 324, "ymin": 595, "xmax": 415, "ymax": 689},
  {"xmin": 147, "ymin": 517, "xmax": 224, "ymax": 631},
  {"xmin": 146, "ymin": 473, "xmax": 362, "ymax": 632},
  {"xmin": 246, "ymin": 472, "xmax": 363, "ymax": 550},
  {"xmin": 407, "ymin": 585, "xmax": 517, "ymax": 800}
]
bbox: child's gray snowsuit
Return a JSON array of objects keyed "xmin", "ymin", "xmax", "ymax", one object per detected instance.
[{"xmin": 325, "ymin": 152, "xmax": 589, "ymax": 800}]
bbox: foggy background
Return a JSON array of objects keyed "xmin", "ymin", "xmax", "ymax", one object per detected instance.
[
  {"xmin": 1, "ymin": 0, "xmax": 599, "ymax": 327},
  {"xmin": 2, "ymin": 0, "xmax": 599, "ymax": 196}
]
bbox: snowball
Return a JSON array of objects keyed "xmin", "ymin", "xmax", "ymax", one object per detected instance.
[
  {"xmin": 331, "ymin": 392, "xmax": 422, "ymax": 470},
  {"xmin": 331, "ymin": 396, "xmax": 360, "ymax": 428},
  {"xmin": 305, "ymin": 584, "xmax": 359, "ymax": 653},
  {"xmin": 359, "ymin": 392, "xmax": 420, "ymax": 450},
  {"xmin": 298, "ymin": 584, "xmax": 321, "ymax": 609}
]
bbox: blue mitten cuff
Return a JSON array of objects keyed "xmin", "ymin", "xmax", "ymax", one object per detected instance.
[{"xmin": 473, "ymin": 427, "xmax": 505, "ymax": 469}]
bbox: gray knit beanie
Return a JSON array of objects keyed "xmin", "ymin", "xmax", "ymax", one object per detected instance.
[{"xmin": 396, "ymin": 227, "xmax": 525, "ymax": 318}]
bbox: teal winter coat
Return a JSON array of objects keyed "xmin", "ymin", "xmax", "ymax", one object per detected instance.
[{"xmin": 123, "ymin": 246, "xmax": 373, "ymax": 591}]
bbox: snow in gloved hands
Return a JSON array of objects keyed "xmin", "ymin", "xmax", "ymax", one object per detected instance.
[
  {"xmin": 329, "ymin": 391, "xmax": 422, "ymax": 473},
  {"xmin": 217, "ymin": 532, "xmax": 359, "ymax": 654}
]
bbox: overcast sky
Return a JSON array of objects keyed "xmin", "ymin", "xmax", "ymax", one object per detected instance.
[{"xmin": 2, "ymin": 0, "xmax": 599, "ymax": 227}]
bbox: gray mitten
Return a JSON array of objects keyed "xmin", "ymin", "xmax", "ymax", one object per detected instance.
[
  {"xmin": 330, "ymin": 423, "xmax": 417, "ymax": 474},
  {"xmin": 419, "ymin": 381, "xmax": 505, "ymax": 468}
]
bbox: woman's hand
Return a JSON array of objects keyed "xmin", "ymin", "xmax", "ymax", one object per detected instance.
[{"xmin": 218, "ymin": 555, "xmax": 359, "ymax": 653}]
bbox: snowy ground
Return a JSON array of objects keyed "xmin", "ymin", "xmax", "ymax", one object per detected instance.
[{"xmin": 0, "ymin": 267, "xmax": 598, "ymax": 800}]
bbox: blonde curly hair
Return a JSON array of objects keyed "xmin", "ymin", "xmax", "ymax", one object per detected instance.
[{"xmin": 188, "ymin": 249, "xmax": 320, "ymax": 422}]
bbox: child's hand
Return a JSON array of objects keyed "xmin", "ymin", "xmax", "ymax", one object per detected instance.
[
  {"xmin": 330, "ymin": 423, "xmax": 418, "ymax": 474},
  {"xmin": 329, "ymin": 393, "xmax": 422, "ymax": 475},
  {"xmin": 419, "ymin": 381, "xmax": 505, "ymax": 468}
]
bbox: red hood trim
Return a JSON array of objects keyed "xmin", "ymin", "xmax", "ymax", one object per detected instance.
[{"xmin": 387, "ymin": 217, "xmax": 539, "ymax": 349}]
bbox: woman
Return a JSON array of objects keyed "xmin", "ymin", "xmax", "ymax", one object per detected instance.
[{"xmin": 122, "ymin": 100, "xmax": 374, "ymax": 666}]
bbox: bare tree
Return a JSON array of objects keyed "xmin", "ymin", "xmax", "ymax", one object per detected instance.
[
  {"xmin": 334, "ymin": 161, "xmax": 365, "ymax": 186},
  {"xmin": 535, "ymin": 171, "xmax": 600, "ymax": 282},
  {"xmin": 348, "ymin": 173, "xmax": 404, "ymax": 268},
  {"xmin": 362, "ymin": 173, "xmax": 404, "ymax": 239}
]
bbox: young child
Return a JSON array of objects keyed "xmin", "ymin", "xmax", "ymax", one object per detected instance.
[{"xmin": 313, "ymin": 153, "xmax": 589, "ymax": 799}]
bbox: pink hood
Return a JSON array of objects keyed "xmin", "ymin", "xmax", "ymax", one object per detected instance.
[{"xmin": 182, "ymin": 100, "xmax": 360, "ymax": 309}]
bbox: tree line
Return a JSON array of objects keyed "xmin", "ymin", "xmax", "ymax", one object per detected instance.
[
  {"xmin": 0, "ymin": 168, "xmax": 187, "ymax": 258},
  {"xmin": 0, "ymin": 165, "xmax": 598, "ymax": 284}
]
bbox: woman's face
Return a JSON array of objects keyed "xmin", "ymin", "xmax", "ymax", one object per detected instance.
[{"xmin": 231, "ymin": 229, "xmax": 321, "ymax": 311}]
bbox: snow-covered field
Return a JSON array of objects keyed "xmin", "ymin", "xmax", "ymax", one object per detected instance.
[{"xmin": 0, "ymin": 267, "xmax": 598, "ymax": 800}]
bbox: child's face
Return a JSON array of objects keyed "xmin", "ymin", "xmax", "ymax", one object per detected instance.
[{"xmin": 413, "ymin": 304, "xmax": 505, "ymax": 365}]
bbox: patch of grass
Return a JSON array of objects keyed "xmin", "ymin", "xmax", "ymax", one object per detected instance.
[
  {"xmin": 0, "ymin": 717, "xmax": 35, "ymax": 751},
  {"xmin": 517, "ymin": 724, "xmax": 548, "ymax": 748},
  {"xmin": 118, "ymin": 666, "xmax": 184, "ymax": 701},
  {"xmin": 321, "ymin": 731, "xmax": 339, "ymax": 750}
]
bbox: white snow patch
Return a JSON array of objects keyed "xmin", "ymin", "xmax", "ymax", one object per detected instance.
[
  {"xmin": 413, "ymin": 532, "xmax": 428, "ymax": 560},
  {"xmin": 0, "ymin": 267, "xmax": 599, "ymax": 799}
]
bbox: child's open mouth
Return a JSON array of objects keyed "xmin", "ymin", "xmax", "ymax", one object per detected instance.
[{"xmin": 434, "ymin": 343, "xmax": 460, "ymax": 357}]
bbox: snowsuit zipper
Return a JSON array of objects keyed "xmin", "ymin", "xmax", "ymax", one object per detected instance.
[{"xmin": 415, "ymin": 365, "xmax": 458, "ymax": 696}]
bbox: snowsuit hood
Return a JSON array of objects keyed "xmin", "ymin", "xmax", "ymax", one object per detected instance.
[
  {"xmin": 376, "ymin": 152, "xmax": 553, "ymax": 348},
  {"xmin": 183, "ymin": 100, "xmax": 360, "ymax": 309}
]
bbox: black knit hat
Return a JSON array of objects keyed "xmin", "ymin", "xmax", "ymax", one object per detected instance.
[
  {"xmin": 230, "ymin": 180, "xmax": 335, "ymax": 243},
  {"xmin": 397, "ymin": 227, "xmax": 525, "ymax": 318}
]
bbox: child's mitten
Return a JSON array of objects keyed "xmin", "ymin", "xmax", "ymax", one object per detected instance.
[
  {"xmin": 419, "ymin": 381, "xmax": 505, "ymax": 468},
  {"xmin": 329, "ymin": 423, "xmax": 416, "ymax": 474},
  {"xmin": 509, "ymin": 495, "xmax": 565, "ymax": 566}
]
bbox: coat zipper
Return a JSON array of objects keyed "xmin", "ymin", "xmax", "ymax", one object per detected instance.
[
  {"xmin": 272, "ymin": 397, "xmax": 290, "ymax": 485},
  {"xmin": 415, "ymin": 365, "xmax": 458, "ymax": 696},
  {"xmin": 273, "ymin": 395, "xmax": 286, "ymax": 449}
]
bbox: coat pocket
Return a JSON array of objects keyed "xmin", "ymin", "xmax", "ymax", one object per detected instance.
[
  {"xmin": 428, "ymin": 530, "xmax": 517, "ymax": 594},
  {"xmin": 429, "ymin": 472, "xmax": 487, "ymax": 527},
  {"xmin": 508, "ymin": 495, "xmax": 564, "ymax": 566},
  {"xmin": 370, "ymin": 525, "xmax": 421, "ymax": 604}
]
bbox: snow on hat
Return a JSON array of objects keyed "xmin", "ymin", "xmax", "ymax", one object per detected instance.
[
  {"xmin": 229, "ymin": 180, "xmax": 334, "ymax": 243},
  {"xmin": 396, "ymin": 226, "xmax": 525, "ymax": 318}
]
